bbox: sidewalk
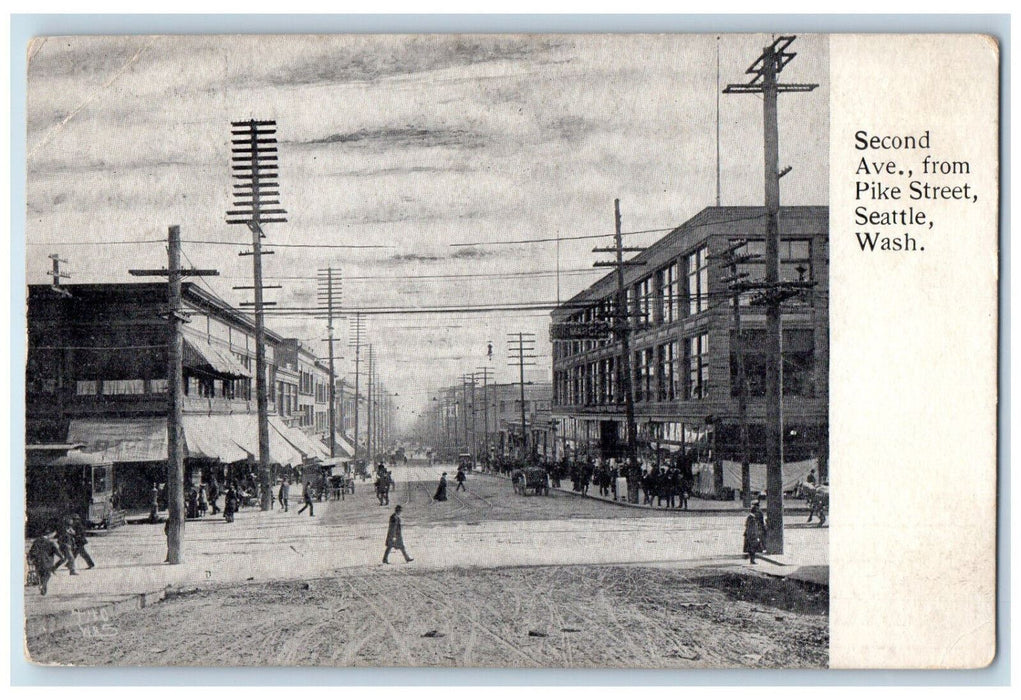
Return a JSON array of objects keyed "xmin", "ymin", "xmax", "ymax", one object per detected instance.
[{"xmin": 23, "ymin": 475, "xmax": 827, "ymax": 638}]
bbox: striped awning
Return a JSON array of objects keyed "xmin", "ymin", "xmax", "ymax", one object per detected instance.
[{"xmin": 182, "ymin": 337, "xmax": 251, "ymax": 378}]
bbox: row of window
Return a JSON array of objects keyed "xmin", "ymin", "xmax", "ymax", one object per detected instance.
[
  {"xmin": 555, "ymin": 239, "xmax": 814, "ymax": 361},
  {"xmin": 555, "ymin": 333, "xmax": 710, "ymax": 406},
  {"xmin": 553, "ymin": 329, "xmax": 817, "ymax": 406}
]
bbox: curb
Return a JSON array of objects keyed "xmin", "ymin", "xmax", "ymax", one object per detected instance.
[
  {"xmin": 482, "ymin": 471, "xmax": 812, "ymax": 515},
  {"xmin": 25, "ymin": 588, "xmax": 168, "ymax": 639}
]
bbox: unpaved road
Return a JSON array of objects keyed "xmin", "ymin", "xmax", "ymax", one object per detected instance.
[{"xmin": 27, "ymin": 564, "xmax": 828, "ymax": 668}]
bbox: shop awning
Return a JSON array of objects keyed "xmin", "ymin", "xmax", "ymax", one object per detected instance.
[
  {"xmin": 321, "ymin": 432, "xmax": 355, "ymax": 459},
  {"xmin": 269, "ymin": 417, "xmax": 329, "ymax": 461},
  {"xmin": 181, "ymin": 415, "xmax": 250, "ymax": 463},
  {"xmin": 67, "ymin": 418, "xmax": 168, "ymax": 463},
  {"xmin": 231, "ymin": 415, "xmax": 305, "ymax": 465},
  {"xmin": 183, "ymin": 337, "xmax": 251, "ymax": 378}
]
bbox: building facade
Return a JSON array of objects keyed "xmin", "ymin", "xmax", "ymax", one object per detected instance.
[
  {"xmin": 550, "ymin": 205, "xmax": 829, "ymax": 480},
  {"xmin": 26, "ymin": 282, "xmax": 328, "ymax": 507}
]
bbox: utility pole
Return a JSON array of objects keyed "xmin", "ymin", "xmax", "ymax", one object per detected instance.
[
  {"xmin": 226, "ymin": 118, "xmax": 287, "ymax": 511},
  {"xmin": 129, "ymin": 225, "xmax": 218, "ymax": 564},
  {"xmin": 709, "ymin": 239, "xmax": 760, "ymax": 507},
  {"xmin": 593, "ymin": 199, "xmax": 645, "ymax": 503},
  {"xmin": 348, "ymin": 314, "xmax": 365, "ymax": 461},
  {"xmin": 507, "ymin": 333, "xmax": 537, "ymax": 462},
  {"xmin": 318, "ymin": 267, "xmax": 343, "ymax": 458},
  {"xmin": 371, "ymin": 344, "xmax": 379, "ymax": 465},
  {"xmin": 475, "ymin": 366, "xmax": 492, "ymax": 469},
  {"xmin": 725, "ymin": 35, "xmax": 817, "ymax": 553},
  {"xmin": 460, "ymin": 373, "xmax": 474, "ymax": 458}
]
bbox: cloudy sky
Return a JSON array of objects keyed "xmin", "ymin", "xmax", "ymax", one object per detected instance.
[{"xmin": 25, "ymin": 33, "xmax": 828, "ymax": 426}]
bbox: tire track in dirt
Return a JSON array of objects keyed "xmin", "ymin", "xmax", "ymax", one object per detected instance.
[
  {"xmin": 402, "ymin": 573, "xmax": 543, "ymax": 666},
  {"xmin": 342, "ymin": 577, "xmax": 415, "ymax": 665}
]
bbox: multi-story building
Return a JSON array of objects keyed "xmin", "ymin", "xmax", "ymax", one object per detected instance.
[
  {"xmin": 26, "ymin": 282, "xmax": 328, "ymax": 508},
  {"xmin": 550, "ymin": 205, "xmax": 829, "ymax": 482}
]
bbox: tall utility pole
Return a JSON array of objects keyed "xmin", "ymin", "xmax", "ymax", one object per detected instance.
[
  {"xmin": 475, "ymin": 366, "xmax": 492, "ymax": 469},
  {"xmin": 507, "ymin": 333, "xmax": 537, "ymax": 462},
  {"xmin": 593, "ymin": 199, "xmax": 646, "ymax": 503},
  {"xmin": 724, "ymin": 35, "xmax": 817, "ymax": 553},
  {"xmin": 348, "ymin": 314, "xmax": 365, "ymax": 461},
  {"xmin": 371, "ymin": 344, "xmax": 379, "ymax": 465},
  {"xmin": 129, "ymin": 225, "xmax": 218, "ymax": 564},
  {"xmin": 318, "ymin": 267, "xmax": 343, "ymax": 458},
  {"xmin": 460, "ymin": 373, "xmax": 474, "ymax": 458},
  {"xmin": 709, "ymin": 239, "xmax": 760, "ymax": 506},
  {"xmin": 227, "ymin": 119, "xmax": 287, "ymax": 511}
]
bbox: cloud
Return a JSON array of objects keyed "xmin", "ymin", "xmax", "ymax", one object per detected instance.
[
  {"xmin": 265, "ymin": 35, "xmax": 565, "ymax": 87},
  {"xmin": 296, "ymin": 126, "xmax": 488, "ymax": 151},
  {"xmin": 449, "ymin": 246, "xmax": 498, "ymax": 260},
  {"xmin": 388, "ymin": 252, "xmax": 442, "ymax": 263},
  {"xmin": 330, "ymin": 164, "xmax": 475, "ymax": 178}
]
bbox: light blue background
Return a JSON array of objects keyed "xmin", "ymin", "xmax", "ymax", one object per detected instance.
[{"xmin": 9, "ymin": 13, "xmax": 1010, "ymax": 686}]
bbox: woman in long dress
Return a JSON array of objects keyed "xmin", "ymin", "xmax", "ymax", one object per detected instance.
[{"xmin": 433, "ymin": 472, "xmax": 448, "ymax": 501}]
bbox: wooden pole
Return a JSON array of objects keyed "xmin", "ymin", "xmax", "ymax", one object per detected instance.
[
  {"xmin": 762, "ymin": 44, "xmax": 785, "ymax": 554},
  {"xmin": 166, "ymin": 225, "xmax": 185, "ymax": 564}
]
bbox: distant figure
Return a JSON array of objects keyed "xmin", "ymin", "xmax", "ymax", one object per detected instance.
[
  {"xmin": 298, "ymin": 481, "xmax": 315, "ymax": 516},
  {"xmin": 187, "ymin": 486, "xmax": 199, "ymax": 519},
  {"xmin": 68, "ymin": 513, "xmax": 95, "ymax": 570},
  {"xmin": 455, "ymin": 468, "xmax": 467, "ymax": 492},
  {"xmin": 278, "ymin": 479, "xmax": 290, "ymax": 512},
  {"xmin": 806, "ymin": 469, "xmax": 817, "ymax": 485},
  {"xmin": 197, "ymin": 484, "xmax": 208, "ymax": 517},
  {"xmin": 56, "ymin": 519, "xmax": 77, "ymax": 575},
  {"xmin": 743, "ymin": 502, "xmax": 766, "ymax": 564},
  {"xmin": 28, "ymin": 534, "xmax": 64, "ymax": 595},
  {"xmin": 433, "ymin": 472, "xmax": 448, "ymax": 502},
  {"xmin": 383, "ymin": 505, "xmax": 413, "ymax": 564},
  {"xmin": 224, "ymin": 486, "xmax": 238, "ymax": 523},
  {"xmin": 208, "ymin": 478, "xmax": 220, "ymax": 515},
  {"xmin": 149, "ymin": 482, "xmax": 160, "ymax": 523}
]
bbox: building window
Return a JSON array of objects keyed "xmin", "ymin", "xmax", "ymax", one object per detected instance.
[
  {"xmin": 685, "ymin": 333, "xmax": 709, "ymax": 399},
  {"xmin": 149, "ymin": 378, "xmax": 168, "ymax": 394},
  {"xmin": 658, "ymin": 262, "xmax": 681, "ymax": 324},
  {"xmin": 657, "ymin": 342, "xmax": 677, "ymax": 401},
  {"xmin": 731, "ymin": 328, "xmax": 816, "ymax": 397},
  {"xmin": 101, "ymin": 379, "xmax": 146, "ymax": 395},
  {"xmin": 76, "ymin": 380, "xmax": 98, "ymax": 395},
  {"xmin": 731, "ymin": 238, "xmax": 814, "ymax": 306},
  {"xmin": 687, "ymin": 246, "xmax": 709, "ymax": 316}
]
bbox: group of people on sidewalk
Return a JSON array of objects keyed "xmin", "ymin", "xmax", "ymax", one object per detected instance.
[{"xmin": 27, "ymin": 513, "xmax": 95, "ymax": 596}]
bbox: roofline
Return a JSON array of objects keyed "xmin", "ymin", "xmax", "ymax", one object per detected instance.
[{"xmin": 555, "ymin": 204, "xmax": 828, "ymax": 309}]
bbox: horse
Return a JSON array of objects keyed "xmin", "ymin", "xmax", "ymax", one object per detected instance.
[{"xmin": 801, "ymin": 482, "xmax": 829, "ymax": 526}]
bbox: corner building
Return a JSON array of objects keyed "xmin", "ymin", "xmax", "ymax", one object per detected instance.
[{"xmin": 550, "ymin": 205, "xmax": 829, "ymax": 486}]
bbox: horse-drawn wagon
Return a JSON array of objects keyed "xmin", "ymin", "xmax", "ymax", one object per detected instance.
[{"xmin": 512, "ymin": 467, "xmax": 550, "ymax": 496}]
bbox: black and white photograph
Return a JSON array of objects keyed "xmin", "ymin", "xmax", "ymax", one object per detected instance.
[{"xmin": 23, "ymin": 31, "xmax": 833, "ymax": 668}]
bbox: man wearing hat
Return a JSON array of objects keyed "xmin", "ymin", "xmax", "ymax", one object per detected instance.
[
  {"xmin": 383, "ymin": 505, "xmax": 413, "ymax": 564},
  {"xmin": 743, "ymin": 501, "xmax": 767, "ymax": 564}
]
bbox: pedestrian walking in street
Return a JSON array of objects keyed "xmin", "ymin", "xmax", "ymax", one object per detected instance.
[
  {"xmin": 68, "ymin": 513, "xmax": 95, "ymax": 569},
  {"xmin": 743, "ymin": 502, "xmax": 766, "ymax": 564},
  {"xmin": 297, "ymin": 481, "xmax": 315, "ymax": 516},
  {"xmin": 28, "ymin": 533, "xmax": 64, "ymax": 595},
  {"xmin": 56, "ymin": 519, "xmax": 77, "ymax": 575},
  {"xmin": 455, "ymin": 468, "xmax": 467, "ymax": 492},
  {"xmin": 278, "ymin": 478, "xmax": 290, "ymax": 512},
  {"xmin": 433, "ymin": 472, "xmax": 448, "ymax": 501},
  {"xmin": 382, "ymin": 505, "xmax": 413, "ymax": 564}
]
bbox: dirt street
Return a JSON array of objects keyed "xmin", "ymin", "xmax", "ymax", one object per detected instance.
[
  {"xmin": 25, "ymin": 466, "xmax": 828, "ymax": 667},
  {"xmin": 28, "ymin": 564, "xmax": 827, "ymax": 668}
]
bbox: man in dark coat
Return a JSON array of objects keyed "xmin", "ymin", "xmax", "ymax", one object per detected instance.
[
  {"xmin": 297, "ymin": 481, "xmax": 315, "ymax": 516},
  {"xmin": 69, "ymin": 513, "xmax": 95, "ymax": 569},
  {"xmin": 278, "ymin": 478, "xmax": 290, "ymax": 512},
  {"xmin": 433, "ymin": 472, "xmax": 448, "ymax": 501},
  {"xmin": 383, "ymin": 505, "xmax": 413, "ymax": 564},
  {"xmin": 28, "ymin": 534, "xmax": 64, "ymax": 595},
  {"xmin": 455, "ymin": 468, "xmax": 467, "ymax": 492},
  {"xmin": 56, "ymin": 519, "xmax": 78, "ymax": 575},
  {"xmin": 743, "ymin": 502, "xmax": 766, "ymax": 564}
]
